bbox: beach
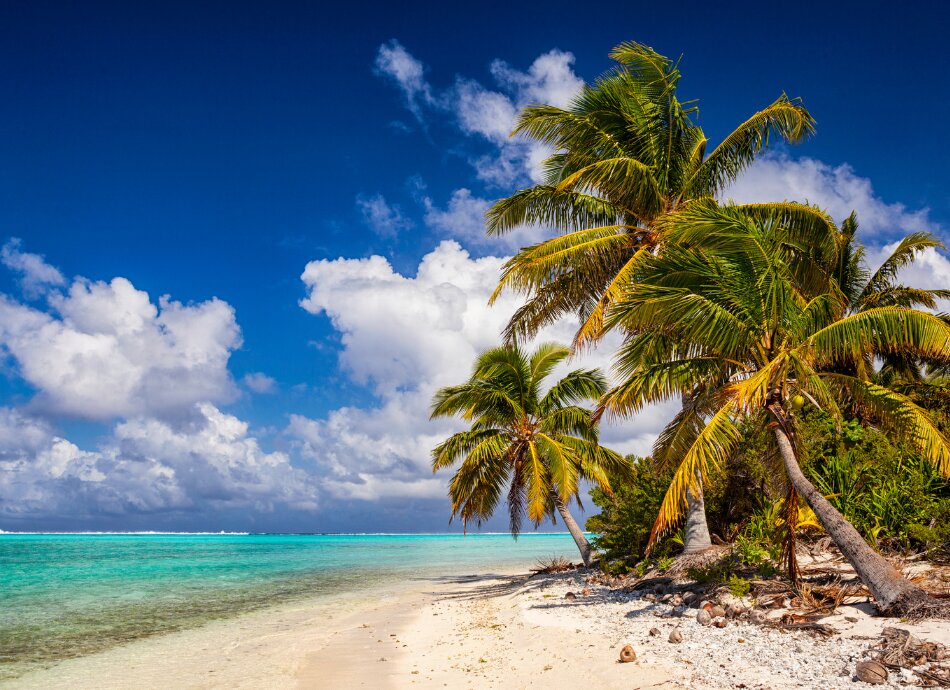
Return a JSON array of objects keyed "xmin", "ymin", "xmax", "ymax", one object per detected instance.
[{"xmin": 6, "ymin": 564, "xmax": 949, "ymax": 689}]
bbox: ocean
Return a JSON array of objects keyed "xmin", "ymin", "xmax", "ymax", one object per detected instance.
[{"xmin": 0, "ymin": 532, "xmax": 580, "ymax": 681}]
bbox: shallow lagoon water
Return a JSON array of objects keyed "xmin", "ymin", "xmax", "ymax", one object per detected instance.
[{"xmin": 0, "ymin": 532, "xmax": 578, "ymax": 680}]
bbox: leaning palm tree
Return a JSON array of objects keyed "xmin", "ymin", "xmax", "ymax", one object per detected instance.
[
  {"xmin": 430, "ymin": 343, "xmax": 628, "ymax": 566},
  {"xmin": 601, "ymin": 202, "xmax": 950, "ymax": 614},
  {"xmin": 486, "ymin": 40, "xmax": 820, "ymax": 554}
]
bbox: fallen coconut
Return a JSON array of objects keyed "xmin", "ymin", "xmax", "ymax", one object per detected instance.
[
  {"xmin": 855, "ymin": 660, "xmax": 888, "ymax": 685},
  {"xmin": 619, "ymin": 645, "xmax": 637, "ymax": 663},
  {"xmin": 564, "ymin": 591, "xmax": 576, "ymax": 600},
  {"xmin": 668, "ymin": 628, "xmax": 683, "ymax": 643},
  {"xmin": 710, "ymin": 605, "xmax": 726, "ymax": 619},
  {"xmin": 696, "ymin": 609, "xmax": 712, "ymax": 626},
  {"xmin": 648, "ymin": 627, "xmax": 661, "ymax": 637}
]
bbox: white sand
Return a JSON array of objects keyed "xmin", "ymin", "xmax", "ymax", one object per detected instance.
[{"xmin": 5, "ymin": 568, "xmax": 948, "ymax": 689}]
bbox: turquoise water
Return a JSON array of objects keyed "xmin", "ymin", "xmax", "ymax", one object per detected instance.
[{"xmin": 0, "ymin": 532, "xmax": 578, "ymax": 680}]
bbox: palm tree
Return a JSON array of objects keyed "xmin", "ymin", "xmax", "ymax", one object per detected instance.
[
  {"xmin": 601, "ymin": 202, "xmax": 950, "ymax": 614},
  {"xmin": 486, "ymin": 40, "xmax": 820, "ymax": 554},
  {"xmin": 832, "ymin": 212, "xmax": 950, "ymax": 384},
  {"xmin": 430, "ymin": 343, "xmax": 628, "ymax": 566}
]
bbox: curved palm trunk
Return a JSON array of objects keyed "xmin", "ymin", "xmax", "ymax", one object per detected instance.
[
  {"xmin": 683, "ymin": 469, "xmax": 713, "ymax": 554},
  {"xmin": 769, "ymin": 404, "xmax": 931, "ymax": 613},
  {"xmin": 551, "ymin": 490, "xmax": 595, "ymax": 566}
]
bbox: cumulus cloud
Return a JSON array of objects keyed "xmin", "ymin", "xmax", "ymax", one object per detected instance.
[
  {"xmin": 1, "ymin": 238, "xmax": 66, "ymax": 298},
  {"xmin": 0, "ymin": 275, "xmax": 241, "ymax": 421},
  {"xmin": 0, "ymin": 404, "xmax": 318, "ymax": 522},
  {"xmin": 356, "ymin": 193, "xmax": 413, "ymax": 239},
  {"xmin": 243, "ymin": 372, "xmax": 277, "ymax": 394},
  {"xmin": 725, "ymin": 155, "xmax": 937, "ymax": 238},
  {"xmin": 295, "ymin": 241, "xmax": 663, "ymax": 502}
]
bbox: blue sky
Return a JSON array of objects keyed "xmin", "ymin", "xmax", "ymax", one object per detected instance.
[{"xmin": 1, "ymin": 0, "xmax": 948, "ymax": 532}]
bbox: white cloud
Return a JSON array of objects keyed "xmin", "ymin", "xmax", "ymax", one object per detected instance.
[
  {"xmin": 0, "ymin": 404, "xmax": 318, "ymax": 520},
  {"xmin": 295, "ymin": 241, "xmax": 664, "ymax": 501},
  {"xmin": 450, "ymin": 51, "xmax": 582, "ymax": 186},
  {"xmin": 422, "ymin": 188, "xmax": 546, "ymax": 250},
  {"xmin": 243, "ymin": 372, "xmax": 277, "ymax": 394},
  {"xmin": 0, "ymin": 273, "xmax": 241, "ymax": 421},
  {"xmin": 356, "ymin": 193, "xmax": 413, "ymax": 239},
  {"xmin": 454, "ymin": 80, "xmax": 519, "ymax": 144},
  {"xmin": 374, "ymin": 42, "xmax": 583, "ymax": 187},
  {"xmin": 374, "ymin": 39, "xmax": 433, "ymax": 120},
  {"xmin": 725, "ymin": 155, "xmax": 937, "ymax": 238},
  {"xmin": 490, "ymin": 50, "xmax": 583, "ymax": 110},
  {"xmin": 1, "ymin": 238, "xmax": 66, "ymax": 298}
]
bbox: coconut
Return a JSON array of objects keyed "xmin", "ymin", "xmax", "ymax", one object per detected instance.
[{"xmin": 855, "ymin": 660, "xmax": 888, "ymax": 684}]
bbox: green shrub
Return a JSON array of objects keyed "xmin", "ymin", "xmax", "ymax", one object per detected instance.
[{"xmin": 586, "ymin": 457, "xmax": 679, "ymax": 566}]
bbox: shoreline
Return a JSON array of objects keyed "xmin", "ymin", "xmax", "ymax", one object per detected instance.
[{"xmin": 5, "ymin": 566, "xmax": 948, "ymax": 689}]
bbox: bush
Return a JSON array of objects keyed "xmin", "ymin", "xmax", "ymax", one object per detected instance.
[
  {"xmin": 586, "ymin": 452, "xmax": 762, "ymax": 567},
  {"xmin": 796, "ymin": 409, "xmax": 950, "ymax": 554},
  {"xmin": 586, "ymin": 457, "xmax": 676, "ymax": 569},
  {"xmin": 586, "ymin": 407, "xmax": 950, "ymax": 572}
]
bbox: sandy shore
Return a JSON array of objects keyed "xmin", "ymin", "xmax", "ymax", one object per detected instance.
[{"xmin": 5, "ymin": 567, "xmax": 948, "ymax": 689}]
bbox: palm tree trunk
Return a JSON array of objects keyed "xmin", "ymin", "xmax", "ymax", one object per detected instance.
[
  {"xmin": 769, "ymin": 404, "xmax": 932, "ymax": 614},
  {"xmin": 551, "ymin": 490, "xmax": 595, "ymax": 566},
  {"xmin": 681, "ymin": 393, "xmax": 713, "ymax": 554},
  {"xmin": 683, "ymin": 468, "xmax": 713, "ymax": 554}
]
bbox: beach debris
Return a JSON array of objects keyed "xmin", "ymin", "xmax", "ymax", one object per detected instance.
[
  {"xmin": 855, "ymin": 660, "xmax": 888, "ymax": 685},
  {"xmin": 712, "ymin": 617, "xmax": 728, "ymax": 628},
  {"xmin": 876, "ymin": 626, "xmax": 947, "ymax": 666},
  {"xmin": 619, "ymin": 645, "xmax": 637, "ymax": 663},
  {"xmin": 643, "ymin": 592, "xmax": 657, "ymax": 602},
  {"xmin": 649, "ymin": 627, "xmax": 661, "ymax": 637},
  {"xmin": 668, "ymin": 628, "xmax": 683, "ymax": 643},
  {"xmin": 564, "ymin": 591, "xmax": 577, "ymax": 600},
  {"xmin": 748, "ymin": 610, "xmax": 767, "ymax": 625},
  {"xmin": 696, "ymin": 609, "xmax": 712, "ymax": 626},
  {"xmin": 581, "ymin": 587, "xmax": 592, "ymax": 597},
  {"xmin": 681, "ymin": 592, "xmax": 697, "ymax": 606},
  {"xmin": 530, "ymin": 555, "xmax": 576, "ymax": 576}
]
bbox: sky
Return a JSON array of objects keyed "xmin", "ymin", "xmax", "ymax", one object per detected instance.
[{"xmin": 1, "ymin": 0, "xmax": 949, "ymax": 532}]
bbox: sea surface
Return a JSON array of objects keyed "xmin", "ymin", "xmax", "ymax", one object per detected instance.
[{"xmin": 0, "ymin": 532, "xmax": 579, "ymax": 681}]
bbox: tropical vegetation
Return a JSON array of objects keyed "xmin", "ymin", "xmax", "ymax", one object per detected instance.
[
  {"xmin": 485, "ymin": 40, "xmax": 819, "ymax": 555},
  {"xmin": 597, "ymin": 201, "xmax": 950, "ymax": 613},
  {"xmin": 427, "ymin": 38, "xmax": 950, "ymax": 617}
]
